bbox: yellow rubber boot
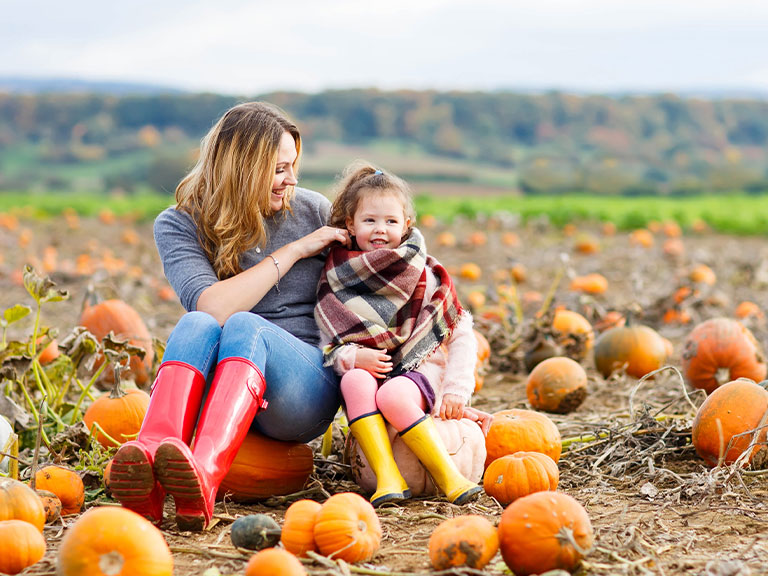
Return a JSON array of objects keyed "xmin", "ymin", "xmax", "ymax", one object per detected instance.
[
  {"xmin": 399, "ymin": 415, "xmax": 482, "ymax": 505},
  {"xmin": 349, "ymin": 412, "xmax": 411, "ymax": 507}
]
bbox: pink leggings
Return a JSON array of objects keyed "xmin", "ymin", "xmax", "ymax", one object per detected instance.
[{"xmin": 341, "ymin": 368, "xmax": 426, "ymax": 431}]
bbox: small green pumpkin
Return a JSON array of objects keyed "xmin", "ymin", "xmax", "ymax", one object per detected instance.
[{"xmin": 230, "ymin": 514, "xmax": 282, "ymax": 551}]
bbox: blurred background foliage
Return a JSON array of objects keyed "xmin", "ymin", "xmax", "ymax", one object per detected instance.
[{"xmin": 1, "ymin": 88, "xmax": 767, "ymax": 198}]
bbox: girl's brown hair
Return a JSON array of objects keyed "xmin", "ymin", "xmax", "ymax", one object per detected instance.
[
  {"xmin": 175, "ymin": 101, "xmax": 301, "ymax": 279},
  {"xmin": 328, "ymin": 162, "xmax": 415, "ymax": 231}
]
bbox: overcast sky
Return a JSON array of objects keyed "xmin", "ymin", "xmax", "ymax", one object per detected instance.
[{"xmin": 3, "ymin": 0, "xmax": 768, "ymax": 95}]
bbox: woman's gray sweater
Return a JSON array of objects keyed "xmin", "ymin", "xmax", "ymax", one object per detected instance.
[{"xmin": 153, "ymin": 187, "xmax": 331, "ymax": 346}]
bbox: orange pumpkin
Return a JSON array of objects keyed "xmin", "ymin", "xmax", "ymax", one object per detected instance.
[
  {"xmin": 459, "ymin": 262, "xmax": 483, "ymax": 281},
  {"xmin": 552, "ymin": 309, "xmax": 594, "ymax": 361},
  {"xmin": 498, "ymin": 491, "xmax": 593, "ymax": 576},
  {"xmin": 79, "ymin": 298, "xmax": 154, "ymax": 387},
  {"xmin": 593, "ymin": 324, "xmax": 667, "ymax": 379},
  {"xmin": 692, "ymin": 379, "xmax": 768, "ymax": 467},
  {"xmin": 662, "ymin": 220, "xmax": 682, "ymax": 238},
  {"xmin": 83, "ymin": 384, "xmax": 150, "ymax": 447},
  {"xmin": 689, "ymin": 264, "xmax": 716, "ymax": 286},
  {"xmin": 501, "ymin": 231, "xmax": 520, "ymax": 246},
  {"xmin": 0, "ymin": 478, "xmax": 45, "ymax": 532},
  {"xmin": 593, "ymin": 310, "xmax": 626, "ymax": 333},
  {"xmin": 483, "ymin": 452, "xmax": 559, "ymax": 505},
  {"xmin": 629, "ymin": 228, "xmax": 654, "ymax": 248},
  {"xmin": 682, "ymin": 318, "xmax": 767, "ymax": 394},
  {"xmin": 735, "ymin": 301, "xmax": 764, "ymax": 320},
  {"xmin": 662, "ymin": 238, "xmax": 685, "ymax": 258},
  {"xmin": 347, "ymin": 418, "xmax": 486, "ymax": 497},
  {"xmin": 573, "ymin": 234, "xmax": 600, "ymax": 254},
  {"xmin": 569, "ymin": 273, "xmax": 608, "ymax": 295},
  {"xmin": 34, "ymin": 465, "xmax": 84, "ymax": 516},
  {"xmin": 0, "ymin": 519, "xmax": 47, "ymax": 575},
  {"xmin": 281, "ymin": 499, "xmax": 322, "ymax": 557},
  {"xmin": 484, "ymin": 409, "xmax": 562, "ymax": 469},
  {"xmin": 313, "ymin": 493, "xmax": 382, "ymax": 563},
  {"xmin": 526, "ymin": 357, "xmax": 588, "ymax": 414},
  {"xmin": 217, "ymin": 432, "xmax": 314, "ymax": 502},
  {"xmin": 56, "ymin": 506, "xmax": 173, "ymax": 576},
  {"xmin": 245, "ymin": 547, "xmax": 307, "ymax": 576},
  {"xmin": 37, "ymin": 337, "xmax": 60, "ymax": 365},
  {"xmin": 428, "ymin": 515, "xmax": 499, "ymax": 570}
]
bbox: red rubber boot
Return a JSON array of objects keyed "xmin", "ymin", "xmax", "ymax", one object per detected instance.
[
  {"xmin": 154, "ymin": 357, "xmax": 268, "ymax": 531},
  {"xmin": 108, "ymin": 361, "xmax": 206, "ymax": 524}
]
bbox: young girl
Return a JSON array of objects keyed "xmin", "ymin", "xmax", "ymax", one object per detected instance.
[{"xmin": 315, "ymin": 164, "xmax": 492, "ymax": 507}]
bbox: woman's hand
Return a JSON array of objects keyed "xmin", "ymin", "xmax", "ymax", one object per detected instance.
[
  {"xmin": 439, "ymin": 393, "xmax": 466, "ymax": 420},
  {"xmin": 291, "ymin": 226, "xmax": 350, "ymax": 259},
  {"xmin": 463, "ymin": 406, "xmax": 493, "ymax": 436},
  {"xmin": 354, "ymin": 348, "xmax": 392, "ymax": 379}
]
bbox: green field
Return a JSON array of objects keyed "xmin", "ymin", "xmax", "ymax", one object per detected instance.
[{"xmin": 0, "ymin": 190, "xmax": 762, "ymax": 235}]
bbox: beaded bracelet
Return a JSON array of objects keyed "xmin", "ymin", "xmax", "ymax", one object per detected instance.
[{"xmin": 267, "ymin": 254, "xmax": 280, "ymax": 293}]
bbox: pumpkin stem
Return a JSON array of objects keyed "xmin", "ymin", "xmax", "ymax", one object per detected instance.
[
  {"xmin": 108, "ymin": 363, "xmax": 127, "ymax": 399},
  {"xmin": 99, "ymin": 551, "xmax": 125, "ymax": 576},
  {"xmin": 556, "ymin": 525, "xmax": 592, "ymax": 557},
  {"xmin": 715, "ymin": 367, "xmax": 731, "ymax": 387}
]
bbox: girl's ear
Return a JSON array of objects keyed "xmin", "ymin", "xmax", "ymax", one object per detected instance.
[{"xmin": 346, "ymin": 217, "xmax": 355, "ymax": 236}]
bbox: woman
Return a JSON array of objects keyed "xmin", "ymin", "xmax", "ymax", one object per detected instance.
[{"xmin": 109, "ymin": 102, "xmax": 349, "ymax": 531}]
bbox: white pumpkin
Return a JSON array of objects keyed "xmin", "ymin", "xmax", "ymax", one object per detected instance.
[
  {"xmin": 0, "ymin": 416, "xmax": 14, "ymax": 474},
  {"xmin": 344, "ymin": 417, "xmax": 486, "ymax": 497}
]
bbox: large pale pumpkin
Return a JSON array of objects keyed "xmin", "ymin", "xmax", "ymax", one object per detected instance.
[
  {"xmin": 484, "ymin": 409, "xmax": 562, "ymax": 469},
  {"xmin": 218, "ymin": 431, "xmax": 314, "ymax": 502},
  {"xmin": 345, "ymin": 418, "xmax": 486, "ymax": 497},
  {"xmin": 692, "ymin": 378, "xmax": 768, "ymax": 467},
  {"xmin": 56, "ymin": 506, "xmax": 173, "ymax": 576},
  {"xmin": 79, "ymin": 299, "xmax": 154, "ymax": 388},
  {"xmin": 682, "ymin": 318, "xmax": 767, "ymax": 394}
]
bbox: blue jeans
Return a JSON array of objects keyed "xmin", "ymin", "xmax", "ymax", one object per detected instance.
[{"xmin": 164, "ymin": 311, "xmax": 340, "ymax": 443}]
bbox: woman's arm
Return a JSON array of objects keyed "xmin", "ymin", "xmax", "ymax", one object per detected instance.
[{"xmin": 196, "ymin": 226, "xmax": 349, "ymax": 325}]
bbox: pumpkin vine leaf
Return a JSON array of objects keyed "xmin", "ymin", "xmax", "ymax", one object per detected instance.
[
  {"xmin": 1, "ymin": 304, "xmax": 32, "ymax": 328},
  {"xmin": 22, "ymin": 265, "xmax": 69, "ymax": 305}
]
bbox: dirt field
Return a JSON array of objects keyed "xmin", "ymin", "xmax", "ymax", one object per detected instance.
[{"xmin": 3, "ymin": 210, "xmax": 768, "ymax": 575}]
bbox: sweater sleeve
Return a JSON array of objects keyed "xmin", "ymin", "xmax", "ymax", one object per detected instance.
[
  {"xmin": 440, "ymin": 312, "xmax": 478, "ymax": 403},
  {"xmin": 153, "ymin": 207, "xmax": 218, "ymax": 312}
]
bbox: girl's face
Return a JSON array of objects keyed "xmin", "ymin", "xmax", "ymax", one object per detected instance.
[
  {"xmin": 270, "ymin": 132, "xmax": 298, "ymax": 212},
  {"xmin": 347, "ymin": 192, "xmax": 410, "ymax": 251}
]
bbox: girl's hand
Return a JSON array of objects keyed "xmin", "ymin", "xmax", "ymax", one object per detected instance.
[
  {"xmin": 354, "ymin": 348, "xmax": 392, "ymax": 379},
  {"xmin": 292, "ymin": 226, "xmax": 350, "ymax": 259},
  {"xmin": 439, "ymin": 393, "xmax": 466, "ymax": 420},
  {"xmin": 463, "ymin": 406, "xmax": 494, "ymax": 436}
]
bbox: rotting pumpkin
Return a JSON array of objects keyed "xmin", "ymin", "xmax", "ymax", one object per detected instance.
[
  {"xmin": 428, "ymin": 515, "xmax": 499, "ymax": 570},
  {"xmin": 526, "ymin": 356, "xmax": 588, "ymax": 414}
]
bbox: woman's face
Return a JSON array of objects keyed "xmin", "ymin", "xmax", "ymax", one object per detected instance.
[{"xmin": 270, "ymin": 132, "xmax": 298, "ymax": 212}]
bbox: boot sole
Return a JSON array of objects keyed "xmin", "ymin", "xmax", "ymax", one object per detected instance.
[
  {"xmin": 109, "ymin": 444, "xmax": 163, "ymax": 522},
  {"xmin": 451, "ymin": 485, "xmax": 483, "ymax": 506},
  {"xmin": 371, "ymin": 489, "xmax": 412, "ymax": 507},
  {"xmin": 154, "ymin": 442, "xmax": 208, "ymax": 531}
]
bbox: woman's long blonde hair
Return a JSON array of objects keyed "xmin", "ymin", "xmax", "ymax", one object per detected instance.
[{"xmin": 176, "ymin": 102, "xmax": 301, "ymax": 279}]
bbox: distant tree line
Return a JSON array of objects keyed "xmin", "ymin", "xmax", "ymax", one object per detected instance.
[{"xmin": 1, "ymin": 89, "xmax": 767, "ymax": 195}]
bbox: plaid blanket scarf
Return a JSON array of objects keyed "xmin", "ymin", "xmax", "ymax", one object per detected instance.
[{"xmin": 315, "ymin": 228, "xmax": 463, "ymax": 377}]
